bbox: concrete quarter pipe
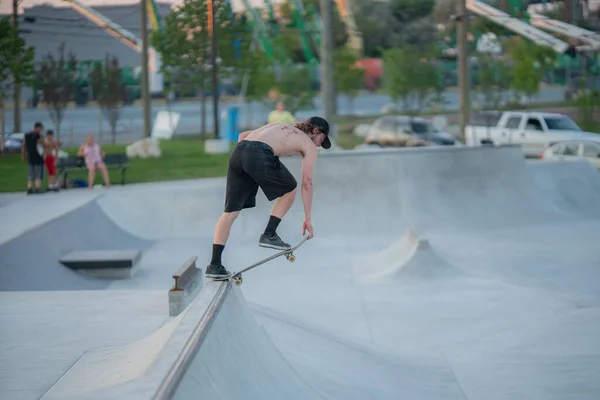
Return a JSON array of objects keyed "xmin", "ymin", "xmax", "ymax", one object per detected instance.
[{"xmin": 2, "ymin": 144, "xmax": 600, "ymax": 400}]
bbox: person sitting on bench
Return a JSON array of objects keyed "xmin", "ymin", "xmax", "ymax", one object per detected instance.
[{"xmin": 77, "ymin": 134, "xmax": 111, "ymax": 189}]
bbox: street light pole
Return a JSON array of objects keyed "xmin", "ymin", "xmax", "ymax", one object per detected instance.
[
  {"xmin": 320, "ymin": 0, "xmax": 335, "ymax": 122},
  {"xmin": 141, "ymin": 0, "xmax": 152, "ymax": 138},
  {"xmin": 208, "ymin": 0, "xmax": 219, "ymax": 138},
  {"xmin": 12, "ymin": 0, "xmax": 21, "ymax": 133},
  {"xmin": 457, "ymin": 0, "xmax": 470, "ymax": 143}
]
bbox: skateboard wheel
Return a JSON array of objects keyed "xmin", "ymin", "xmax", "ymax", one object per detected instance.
[
  {"xmin": 288, "ymin": 254, "xmax": 296, "ymax": 263},
  {"xmin": 234, "ymin": 278, "xmax": 243, "ymax": 286}
]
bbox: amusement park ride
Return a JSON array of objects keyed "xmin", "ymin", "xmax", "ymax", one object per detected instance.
[
  {"xmin": 57, "ymin": 0, "xmax": 598, "ymax": 95},
  {"xmin": 466, "ymin": 0, "xmax": 600, "ymax": 55}
]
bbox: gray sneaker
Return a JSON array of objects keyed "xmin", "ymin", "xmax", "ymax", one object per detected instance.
[
  {"xmin": 205, "ymin": 264, "xmax": 231, "ymax": 278},
  {"xmin": 259, "ymin": 233, "xmax": 291, "ymax": 250}
]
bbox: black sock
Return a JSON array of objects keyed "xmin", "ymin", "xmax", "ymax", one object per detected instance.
[
  {"xmin": 211, "ymin": 244, "xmax": 225, "ymax": 265},
  {"xmin": 264, "ymin": 215, "xmax": 281, "ymax": 236}
]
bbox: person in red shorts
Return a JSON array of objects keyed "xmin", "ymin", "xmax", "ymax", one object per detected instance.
[{"xmin": 44, "ymin": 130, "xmax": 60, "ymax": 191}]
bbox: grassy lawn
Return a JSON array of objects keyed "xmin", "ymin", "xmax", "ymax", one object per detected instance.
[
  {"xmin": 0, "ymin": 138, "xmax": 234, "ymax": 193},
  {"xmin": 2, "ymin": 98, "xmax": 595, "ymax": 193},
  {"xmin": 0, "ymin": 134, "xmax": 363, "ymax": 193}
]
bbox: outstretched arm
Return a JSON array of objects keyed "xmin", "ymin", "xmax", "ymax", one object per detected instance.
[{"xmin": 300, "ymin": 144, "xmax": 318, "ymax": 223}]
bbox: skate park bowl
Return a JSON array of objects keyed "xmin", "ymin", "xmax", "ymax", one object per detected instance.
[{"xmin": 1, "ymin": 144, "xmax": 600, "ymax": 399}]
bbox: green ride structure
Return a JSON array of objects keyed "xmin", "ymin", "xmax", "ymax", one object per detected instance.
[{"xmin": 465, "ymin": 0, "xmax": 600, "ymax": 83}]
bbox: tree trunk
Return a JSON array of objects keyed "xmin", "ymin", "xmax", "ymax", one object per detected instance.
[
  {"xmin": 200, "ymin": 67, "xmax": 206, "ymax": 139},
  {"xmin": 0, "ymin": 99, "xmax": 5, "ymax": 153},
  {"xmin": 111, "ymin": 121, "xmax": 117, "ymax": 144},
  {"xmin": 50, "ymin": 109, "xmax": 63, "ymax": 142}
]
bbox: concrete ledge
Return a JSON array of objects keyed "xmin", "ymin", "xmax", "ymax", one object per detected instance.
[
  {"xmin": 169, "ymin": 256, "xmax": 203, "ymax": 316},
  {"xmin": 59, "ymin": 250, "xmax": 142, "ymax": 279}
]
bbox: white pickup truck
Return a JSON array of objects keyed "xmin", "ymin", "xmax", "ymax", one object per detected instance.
[{"xmin": 465, "ymin": 111, "xmax": 599, "ymax": 157}]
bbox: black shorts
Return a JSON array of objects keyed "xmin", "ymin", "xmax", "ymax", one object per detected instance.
[{"xmin": 224, "ymin": 140, "xmax": 297, "ymax": 213}]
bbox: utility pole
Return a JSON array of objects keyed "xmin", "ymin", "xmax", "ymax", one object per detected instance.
[
  {"xmin": 141, "ymin": 0, "xmax": 152, "ymax": 138},
  {"xmin": 320, "ymin": 0, "xmax": 335, "ymax": 122},
  {"xmin": 457, "ymin": 0, "xmax": 470, "ymax": 143},
  {"xmin": 12, "ymin": 0, "xmax": 21, "ymax": 133},
  {"xmin": 208, "ymin": 0, "xmax": 219, "ymax": 138}
]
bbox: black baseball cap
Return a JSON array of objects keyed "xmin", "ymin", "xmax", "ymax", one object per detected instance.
[{"xmin": 306, "ymin": 116, "xmax": 331, "ymax": 149}]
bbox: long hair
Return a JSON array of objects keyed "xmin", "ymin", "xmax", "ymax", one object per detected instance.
[{"xmin": 293, "ymin": 121, "xmax": 315, "ymax": 135}]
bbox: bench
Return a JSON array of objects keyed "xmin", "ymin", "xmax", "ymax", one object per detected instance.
[
  {"xmin": 57, "ymin": 154, "xmax": 130, "ymax": 186},
  {"xmin": 59, "ymin": 249, "xmax": 142, "ymax": 279}
]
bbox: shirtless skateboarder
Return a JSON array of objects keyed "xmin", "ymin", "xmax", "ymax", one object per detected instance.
[{"xmin": 205, "ymin": 116, "xmax": 331, "ymax": 278}]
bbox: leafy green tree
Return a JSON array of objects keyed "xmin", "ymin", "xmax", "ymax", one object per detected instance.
[
  {"xmin": 390, "ymin": 0, "xmax": 435, "ymax": 23},
  {"xmin": 382, "ymin": 45, "xmax": 439, "ymax": 115},
  {"xmin": 302, "ymin": 0, "xmax": 348, "ymax": 48},
  {"xmin": 35, "ymin": 42, "xmax": 78, "ymax": 140},
  {"xmin": 506, "ymin": 38, "xmax": 544, "ymax": 103},
  {"xmin": 91, "ymin": 54, "xmax": 127, "ymax": 144},
  {"xmin": 354, "ymin": 0, "xmax": 405, "ymax": 57},
  {"xmin": 237, "ymin": 47, "xmax": 277, "ymax": 126},
  {"xmin": 474, "ymin": 53, "xmax": 510, "ymax": 109},
  {"xmin": 0, "ymin": 16, "xmax": 35, "ymax": 151},
  {"xmin": 473, "ymin": 52, "xmax": 511, "ymax": 138},
  {"xmin": 433, "ymin": 0, "xmax": 458, "ymax": 28},
  {"xmin": 333, "ymin": 47, "xmax": 363, "ymax": 114},
  {"xmin": 239, "ymin": 49, "xmax": 276, "ymax": 103},
  {"xmin": 275, "ymin": 64, "xmax": 316, "ymax": 115},
  {"xmin": 151, "ymin": 0, "xmax": 251, "ymax": 137}
]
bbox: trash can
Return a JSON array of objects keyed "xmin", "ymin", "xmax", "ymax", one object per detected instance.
[{"xmin": 225, "ymin": 106, "xmax": 240, "ymax": 142}]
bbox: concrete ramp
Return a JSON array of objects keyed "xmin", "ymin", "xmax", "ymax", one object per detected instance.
[
  {"xmin": 393, "ymin": 145, "xmax": 572, "ymax": 232},
  {"xmin": 529, "ymin": 160, "xmax": 600, "ymax": 218},
  {"xmin": 163, "ymin": 284, "xmax": 324, "ymax": 400},
  {"xmin": 41, "ymin": 309, "xmax": 185, "ymax": 399},
  {"xmin": 49, "ymin": 282, "xmax": 324, "ymax": 399},
  {"xmin": 354, "ymin": 230, "xmax": 463, "ymax": 284},
  {"xmin": 0, "ymin": 201, "xmax": 153, "ymax": 292},
  {"xmin": 96, "ymin": 145, "xmax": 592, "ymax": 244}
]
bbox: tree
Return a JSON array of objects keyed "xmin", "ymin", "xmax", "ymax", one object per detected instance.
[
  {"xmin": 333, "ymin": 47, "xmax": 363, "ymax": 114},
  {"xmin": 382, "ymin": 45, "xmax": 440, "ymax": 115},
  {"xmin": 354, "ymin": 0, "xmax": 405, "ymax": 57},
  {"xmin": 473, "ymin": 52, "xmax": 511, "ymax": 139},
  {"xmin": 390, "ymin": 0, "xmax": 435, "ymax": 23},
  {"xmin": 0, "ymin": 16, "xmax": 35, "ymax": 151},
  {"xmin": 389, "ymin": 0, "xmax": 437, "ymax": 47},
  {"xmin": 92, "ymin": 54, "xmax": 126, "ymax": 144},
  {"xmin": 276, "ymin": 0, "xmax": 348, "ymax": 62},
  {"xmin": 275, "ymin": 64, "xmax": 316, "ymax": 115},
  {"xmin": 433, "ymin": 0, "xmax": 458, "ymax": 28},
  {"xmin": 35, "ymin": 42, "xmax": 77, "ymax": 140},
  {"xmin": 506, "ymin": 38, "xmax": 545, "ymax": 103},
  {"xmin": 151, "ymin": 0, "xmax": 251, "ymax": 138},
  {"xmin": 237, "ymin": 47, "xmax": 277, "ymax": 126},
  {"xmin": 474, "ymin": 53, "xmax": 510, "ymax": 108}
]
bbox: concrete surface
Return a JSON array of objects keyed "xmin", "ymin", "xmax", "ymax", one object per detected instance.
[
  {"xmin": 0, "ymin": 201, "xmax": 153, "ymax": 291},
  {"xmin": 1, "ymin": 144, "xmax": 599, "ymax": 399}
]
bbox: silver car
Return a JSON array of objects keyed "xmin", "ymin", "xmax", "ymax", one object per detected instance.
[
  {"xmin": 364, "ymin": 116, "xmax": 458, "ymax": 147},
  {"xmin": 542, "ymin": 139, "xmax": 600, "ymax": 168}
]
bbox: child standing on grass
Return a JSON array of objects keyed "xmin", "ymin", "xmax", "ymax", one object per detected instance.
[{"xmin": 44, "ymin": 130, "xmax": 60, "ymax": 191}]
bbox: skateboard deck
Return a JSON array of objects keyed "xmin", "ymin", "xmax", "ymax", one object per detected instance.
[{"xmin": 209, "ymin": 236, "xmax": 309, "ymax": 286}]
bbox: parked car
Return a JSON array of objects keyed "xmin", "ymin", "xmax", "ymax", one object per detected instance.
[
  {"xmin": 542, "ymin": 138, "xmax": 600, "ymax": 168},
  {"xmin": 465, "ymin": 111, "xmax": 599, "ymax": 157},
  {"xmin": 364, "ymin": 116, "xmax": 459, "ymax": 148},
  {"xmin": 2, "ymin": 133, "xmax": 25, "ymax": 152}
]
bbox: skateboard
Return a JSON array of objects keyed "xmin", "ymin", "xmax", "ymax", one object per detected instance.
[{"xmin": 209, "ymin": 236, "xmax": 309, "ymax": 286}]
